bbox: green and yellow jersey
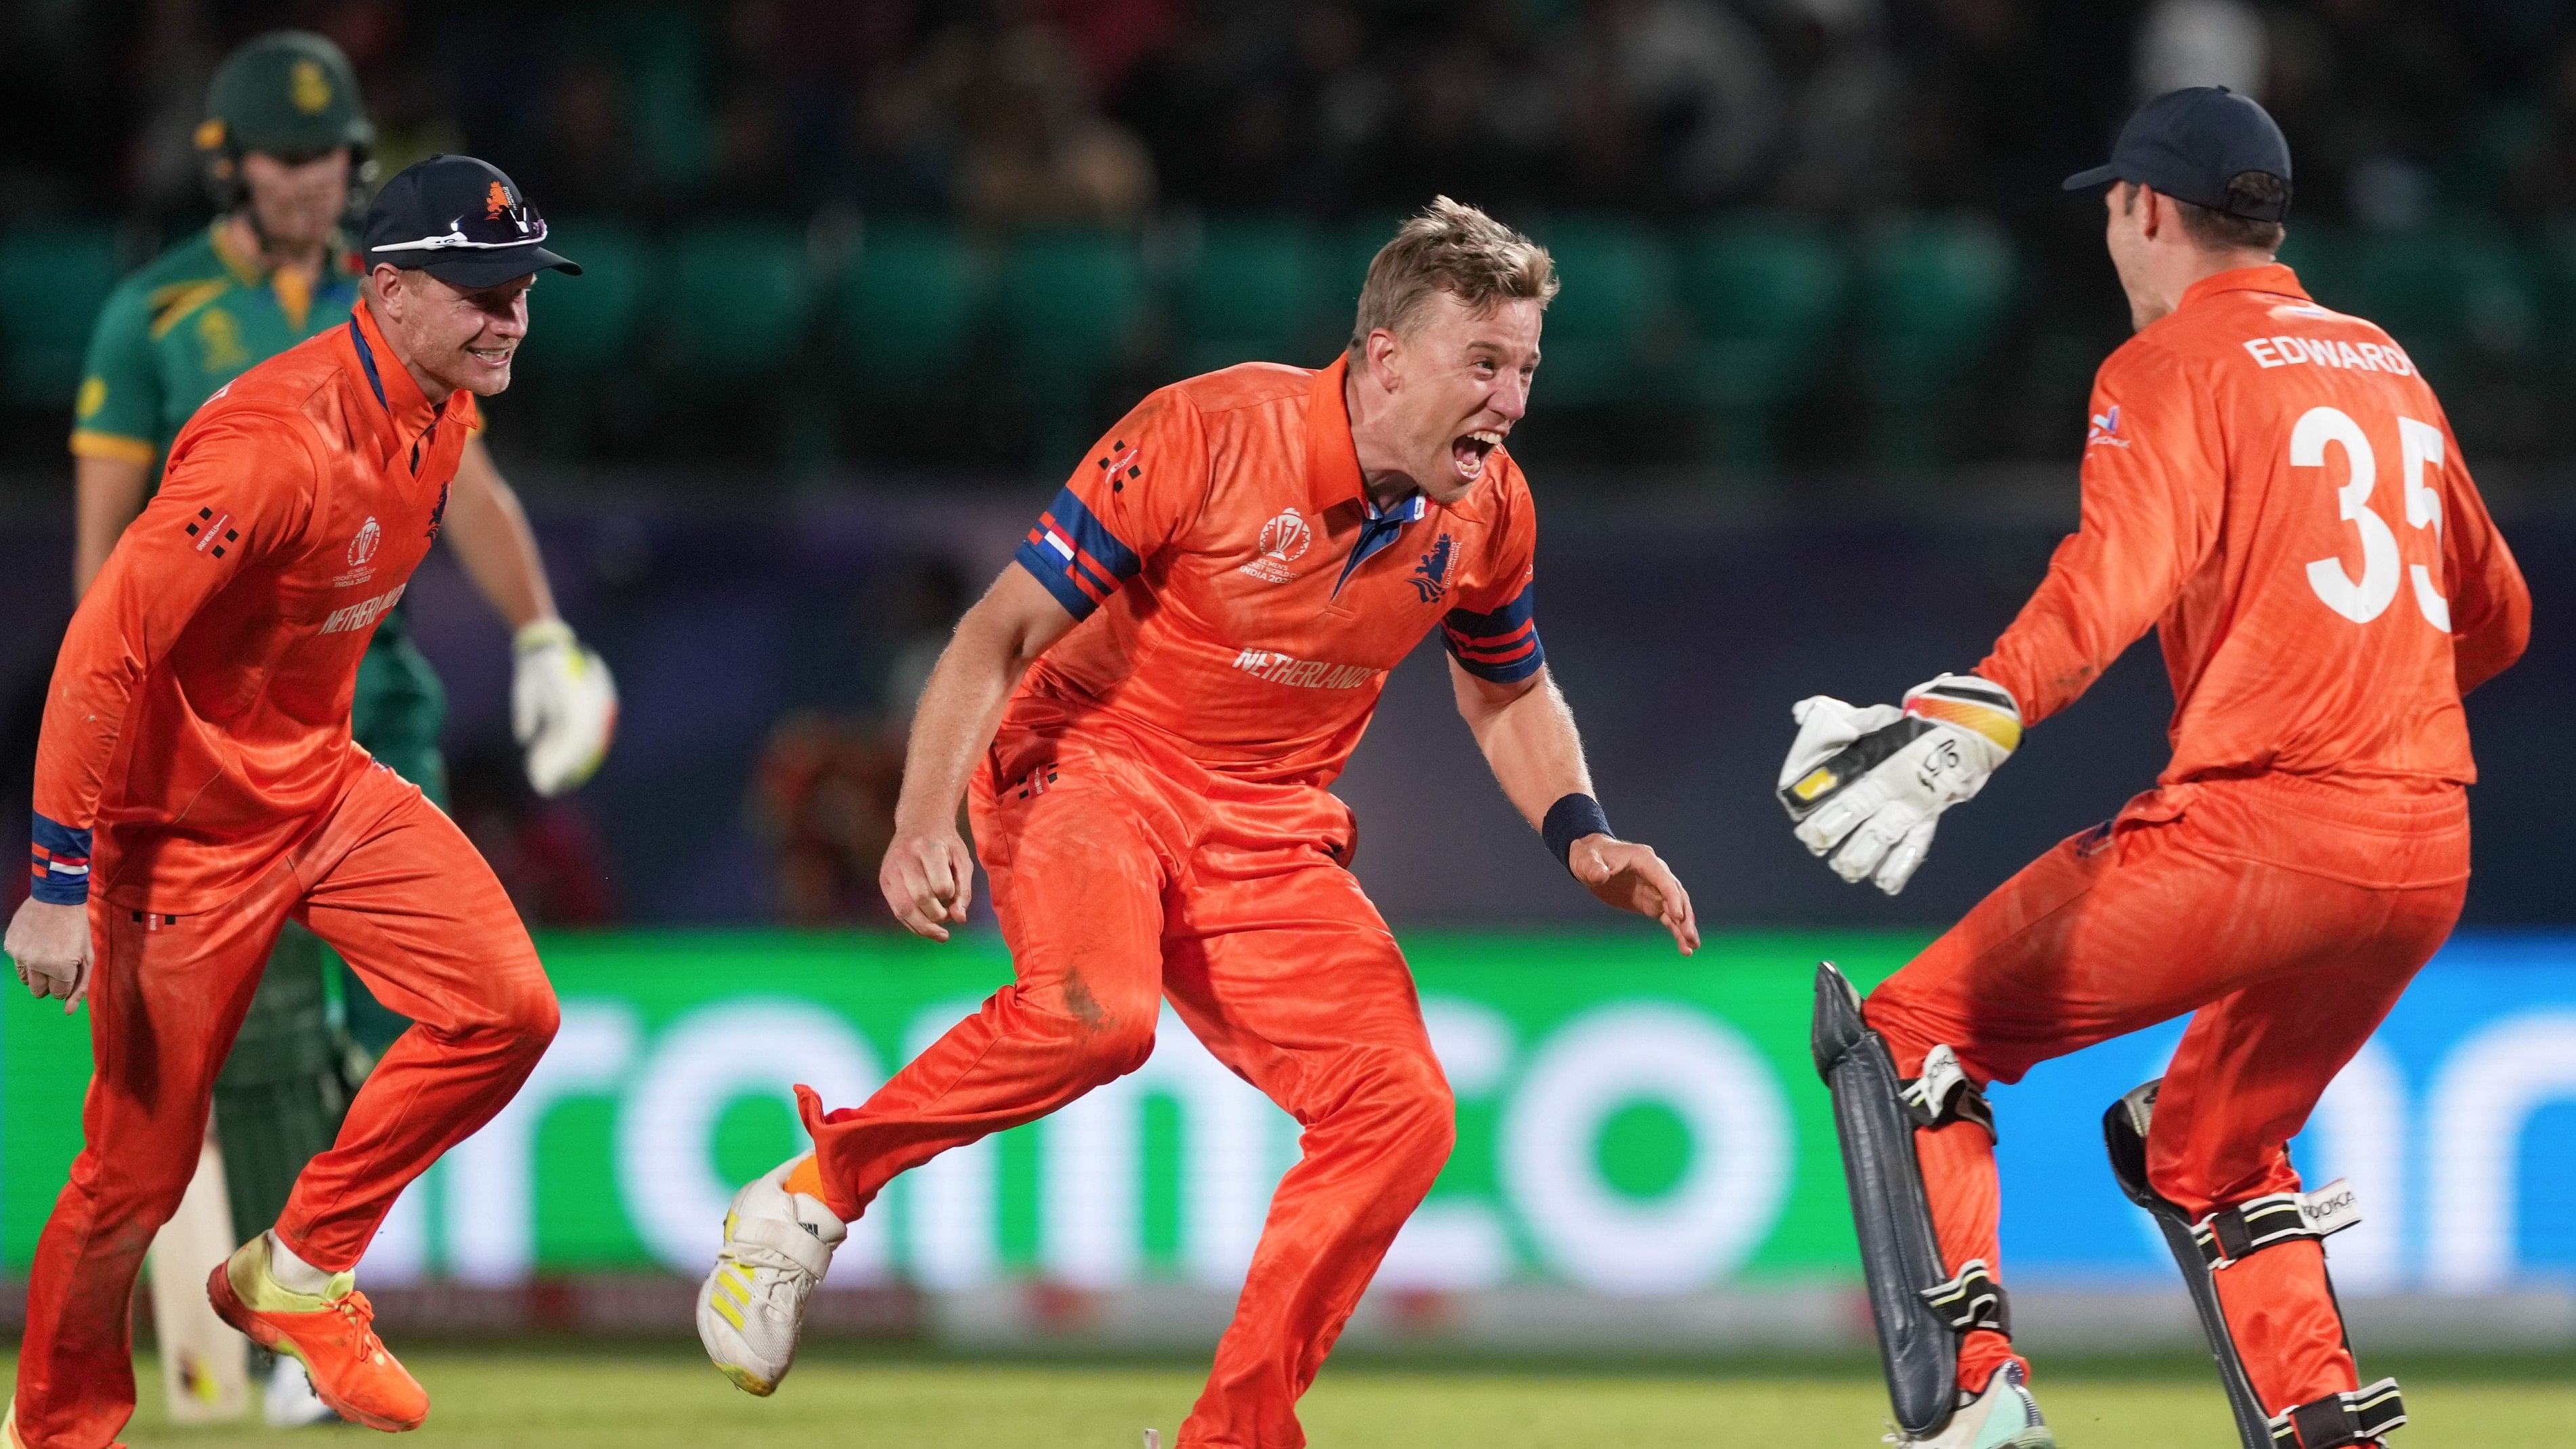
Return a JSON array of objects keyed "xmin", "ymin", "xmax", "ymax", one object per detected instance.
[{"xmin": 71, "ymin": 220, "xmax": 363, "ymax": 478}]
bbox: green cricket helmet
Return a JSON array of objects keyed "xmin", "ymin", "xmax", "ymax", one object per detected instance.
[{"xmin": 195, "ymin": 30, "xmax": 377, "ymax": 214}]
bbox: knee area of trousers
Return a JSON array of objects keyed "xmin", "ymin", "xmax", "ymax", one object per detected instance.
[
  {"xmin": 1061, "ymin": 1010, "xmax": 1159, "ymax": 1085},
  {"xmin": 1370, "ymin": 1051, "xmax": 1460, "ymax": 1162},
  {"xmin": 1858, "ymin": 991, "xmax": 1929, "ymax": 1060},
  {"xmin": 479, "ymin": 980, "xmax": 561, "ymax": 1059}
]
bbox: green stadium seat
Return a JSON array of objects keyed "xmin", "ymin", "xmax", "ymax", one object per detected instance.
[
  {"xmin": 523, "ymin": 217, "xmax": 652, "ymax": 379},
  {"xmin": 1677, "ymin": 218, "xmax": 1849, "ymax": 468},
  {"xmin": 838, "ymin": 223, "xmax": 983, "ymax": 391},
  {"xmin": 1527, "ymin": 217, "xmax": 1675, "ymax": 407},
  {"xmin": 2288, "ymin": 225, "xmax": 2536, "ymax": 386},
  {"xmin": 1855, "ymin": 217, "xmax": 2017, "ymax": 462},
  {"xmin": 0, "ymin": 225, "xmax": 121, "ymax": 408},
  {"xmin": 1177, "ymin": 221, "xmax": 1329, "ymax": 374},
  {"xmin": 664, "ymin": 221, "xmax": 814, "ymax": 379},
  {"xmin": 2532, "ymin": 225, "xmax": 2576, "ymax": 383},
  {"xmin": 1000, "ymin": 231, "xmax": 1146, "ymax": 460},
  {"xmin": 1336, "ymin": 214, "xmax": 1410, "ymax": 316}
]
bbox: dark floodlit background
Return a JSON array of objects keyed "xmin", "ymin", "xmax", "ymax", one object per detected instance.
[{"xmin": 5, "ymin": 0, "xmax": 2576, "ymax": 1391}]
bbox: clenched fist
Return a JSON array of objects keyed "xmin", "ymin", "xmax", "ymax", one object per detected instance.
[{"xmin": 5, "ymin": 899, "xmax": 94, "ymax": 1013}]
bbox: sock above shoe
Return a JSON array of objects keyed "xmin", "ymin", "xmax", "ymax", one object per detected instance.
[
  {"xmin": 781, "ymin": 1154, "xmax": 828, "ymax": 1203},
  {"xmin": 264, "ymin": 1231, "xmax": 336, "ymax": 1296}
]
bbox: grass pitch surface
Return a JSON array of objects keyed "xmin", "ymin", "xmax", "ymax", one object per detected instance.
[{"xmin": 33, "ymin": 1347, "xmax": 2573, "ymax": 1448}]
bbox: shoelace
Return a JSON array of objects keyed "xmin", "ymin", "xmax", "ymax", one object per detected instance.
[
  {"xmin": 721, "ymin": 1240, "xmax": 817, "ymax": 1312},
  {"xmin": 331, "ymin": 1290, "xmax": 391, "ymax": 1362}
]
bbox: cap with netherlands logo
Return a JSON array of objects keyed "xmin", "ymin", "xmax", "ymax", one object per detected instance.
[{"xmin": 361, "ymin": 154, "xmax": 582, "ymax": 289}]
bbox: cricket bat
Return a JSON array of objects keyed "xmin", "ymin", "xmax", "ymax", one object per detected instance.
[{"xmin": 144, "ymin": 1129, "xmax": 251, "ymax": 1423}]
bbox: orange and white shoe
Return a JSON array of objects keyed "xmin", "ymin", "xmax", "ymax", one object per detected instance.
[{"xmin": 205, "ymin": 1237, "xmax": 427, "ymax": 1433}]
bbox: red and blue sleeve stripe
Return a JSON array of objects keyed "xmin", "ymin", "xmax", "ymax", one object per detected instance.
[
  {"xmin": 1442, "ymin": 582, "xmax": 1545, "ymax": 683},
  {"xmin": 29, "ymin": 813, "xmax": 93, "ymax": 905},
  {"xmin": 1013, "ymin": 486, "xmax": 1143, "ymax": 621}
]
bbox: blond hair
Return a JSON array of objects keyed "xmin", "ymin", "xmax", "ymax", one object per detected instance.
[{"xmin": 1349, "ymin": 196, "xmax": 1558, "ymax": 352}]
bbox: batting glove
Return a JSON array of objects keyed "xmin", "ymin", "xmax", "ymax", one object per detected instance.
[
  {"xmin": 1776, "ymin": 674, "xmax": 2022, "ymax": 896},
  {"xmin": 512, "ymin": 620, "xmax": 618, "ymax": 796}
]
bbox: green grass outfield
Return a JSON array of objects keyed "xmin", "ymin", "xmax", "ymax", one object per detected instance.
[{"xmin": 21, "ymin": 1345, "xmax": 2571, "ymax": 1448}]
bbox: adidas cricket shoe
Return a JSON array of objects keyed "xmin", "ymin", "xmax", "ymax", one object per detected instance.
[
  {"xmin": 1889, "ymin": 1362, "xmax": 2055, "ymax": 1449},
  {"xmin": 697, "ymin": 1154, "xmax": 846, "ymax": 1396},
  {"xmin": 205, "ymin": 1236, "xmax": 427, "ymax": 1432}
]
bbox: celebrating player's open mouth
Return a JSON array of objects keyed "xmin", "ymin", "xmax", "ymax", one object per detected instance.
[{"xmin": 1453, "ymin": 426, "xmax": 1505, "ymax": 481}]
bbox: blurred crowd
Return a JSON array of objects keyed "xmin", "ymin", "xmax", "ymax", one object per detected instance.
[{"xmin": 1, "ymin": 1, "xmax": 2569, "ymax": 237}]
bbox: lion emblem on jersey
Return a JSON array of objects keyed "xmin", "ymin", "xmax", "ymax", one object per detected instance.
[{"xmin": 1409, "ymin": 533, "xmax": 1455, "ymax": 603}]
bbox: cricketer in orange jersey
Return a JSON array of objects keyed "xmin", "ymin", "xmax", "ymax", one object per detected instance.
[
  {"xmin": 693, "ymin": 200, "xmax": 1698, "ymax": 1448},
  {"xmin": 1, "ymin": 156, "xmax": 580, "ymax": 1447},
  {"xmin": 1788, "ymin": 89, "xmax": 2529, "ymax": 1449}
]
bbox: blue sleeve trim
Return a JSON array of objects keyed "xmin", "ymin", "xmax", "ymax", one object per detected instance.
[
  {"xmin": 29, "ymin": 813, "xmax": 93, "ymax": 905},
  {"xmin": 1014, "ymin": 486, "xmax": 1143, "ymax": 622},
  {"xmin": 1442, "ymin": 582, "xmax": 1546, "ymax": 684}
]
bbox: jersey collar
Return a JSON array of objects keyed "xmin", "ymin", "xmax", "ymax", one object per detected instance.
[
  {"xmin": 1306, "ymin": 353, "xmax": 1368, "ymax": 515},
  {"xmin": 342, "ymin": 299, "xmax": 454, "ymax": 448},
  {"xmin": 209, "ymin": 219, "xmax": 265, "ymax": 286},
  {"xmin": 2178, "ymin": 261, "xmax": 2309, "ymax": 312}
]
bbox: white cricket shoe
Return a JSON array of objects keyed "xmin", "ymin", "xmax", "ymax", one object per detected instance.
[
  {"xmin": 695, "ymin": 1154, "xmax": 846, "ymax": 1396},
  {"xmin": 1889, "ymin": 1362, "xmax": 2056, "ymax": 1449}
]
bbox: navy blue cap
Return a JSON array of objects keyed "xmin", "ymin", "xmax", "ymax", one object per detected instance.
[
  {"xmin": 362, "ymin": 154, "xmax": 579, "ymax": 288},
  {"xmin": 2063, "ymin": 87, "xmax": 2292, "ymax": 222}
]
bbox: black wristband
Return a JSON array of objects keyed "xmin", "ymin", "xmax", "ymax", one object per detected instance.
[{"xmin": 1542, "ymin": 793, "xmax": 1614, "ymax": 870}]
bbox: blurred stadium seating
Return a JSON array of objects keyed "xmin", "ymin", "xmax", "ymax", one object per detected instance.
[{"xmin": 3, "ymin": 2, "xmax": 2575, "ymax": 472}]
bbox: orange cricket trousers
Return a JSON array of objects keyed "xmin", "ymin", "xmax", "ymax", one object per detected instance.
[
  {"xmin": 1864, "ymin": 771, "xmax": 2467, "ymax": 1421},
  {"xmin": 800, "ymin": 717, "xmax": 1455, "ymax": 1449},
  {"xmin": 13, "ymin": 764, "xmax": 558, "ymax": 1449}
]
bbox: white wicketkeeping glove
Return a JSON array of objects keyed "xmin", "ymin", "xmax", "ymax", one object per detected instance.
[
  {"xmin": 1775, "ymin": 674, "xmax": 2022, "ymax": 896},
  {"xmin": 513, "ymin": 620, "xmax": 618, "ymax": 797}
]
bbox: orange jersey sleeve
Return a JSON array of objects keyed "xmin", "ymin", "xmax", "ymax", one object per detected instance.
[
  {"xmin": 1013, "ymin": 387, "xmax": 1212, "ymax": 620},
  {"xmin": 1438, "ymin": 470, "xmax": 1543, "ymax": 683},
  {"xmin": 1975, "ymin": 338, "xmax": 2225, "ymax": 724},
  {"xmin": 2430, "ymin": 438, "xmax": 2529, "ymax": 694},
  {"xmin": 30, "ymin": 406, "xmax": 322, "ymax": 899}
]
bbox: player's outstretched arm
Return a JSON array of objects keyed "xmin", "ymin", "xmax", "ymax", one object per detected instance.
[
  {"xmin": 444, "ymin": 437, "xmax": 619, "ymax": 796},
  {"xmin": 1448, "ymin": 659, "xmax": 1698, "ymax": 955},
  {"xmin": 878, "ymin": 565, "xmax": 1078, "ymax": 941}
]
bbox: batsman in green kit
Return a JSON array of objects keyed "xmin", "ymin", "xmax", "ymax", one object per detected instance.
[{"xmin": 64, "ymin": 31, "xmax": 619, "ymax": 1425}]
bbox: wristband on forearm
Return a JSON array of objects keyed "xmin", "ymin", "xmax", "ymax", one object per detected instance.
[
  {"xmin": 1541, "ymin": 793, "xmax": 1614, "ymax": 872},
  {"xmin": 29, "ymin": 814, "xmax": 93, "ymax": 905}
]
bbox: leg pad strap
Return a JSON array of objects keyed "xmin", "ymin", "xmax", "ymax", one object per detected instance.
[
  {"xmin": 2272, "ymin": 1379, "xmax": 2405, "ymax": 1448},
  {"xmin": 2197, "ymin": 1182, "xmax": 2363, "ymax": 1269},
  {"xmin": 1921, "ymin": 1257, "xmax": 2011, "ymax": 1335},
  {"xmin": 1901, "ymin": 1043, "xmax": 1996, "ymax": 1140}
]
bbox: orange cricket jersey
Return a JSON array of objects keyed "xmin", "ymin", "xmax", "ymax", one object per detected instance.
[
  {"xmin": 1977, "ymin": 263, "xmax": 2529, "ymax": 787},
  {"xmin": 29, "ymin": 301, "xmax": 473, "ymax": 913},
  {"xmin": 1006, "ymin": 355, "xmax": 1543, "ymax": 787}
]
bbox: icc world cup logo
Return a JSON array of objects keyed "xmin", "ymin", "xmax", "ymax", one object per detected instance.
[
  {"xmin": 348, "ymin": 517, "xmax": 382, "ymax": 567},
  {"xmin": 1258, "ymin": 509, "xmax": 1312, "ymax": 563}
]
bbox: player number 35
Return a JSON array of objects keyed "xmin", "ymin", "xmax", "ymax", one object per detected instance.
[{"xmin": 2296, "ymin": 403, "xmax": 2450, "ymax": 630}]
